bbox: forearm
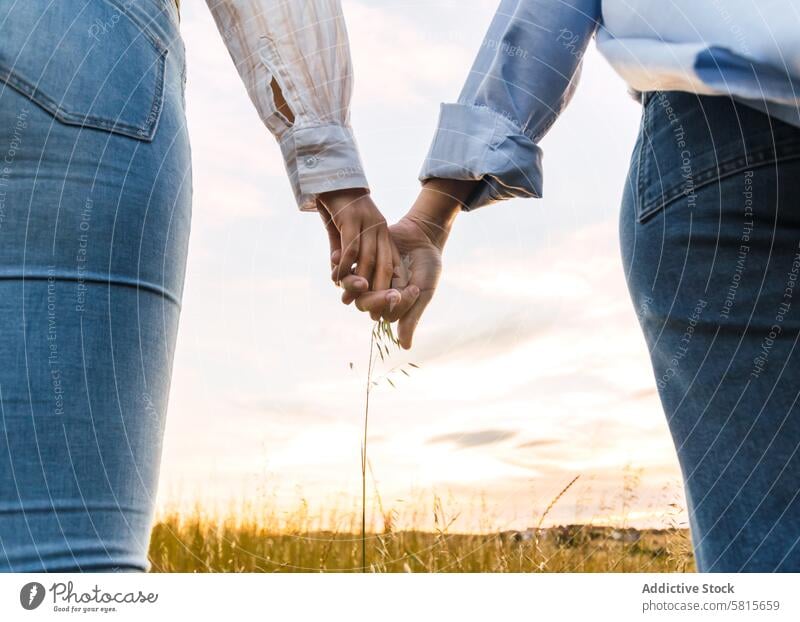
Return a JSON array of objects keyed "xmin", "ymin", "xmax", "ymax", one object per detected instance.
[
  {"xmin": 419, "ymin": 0, "xmax": 601, "ymax": 210},
  {"xmin": 207, "ymin": 0, "xmax": 368, "ymax": 211},
  {"xmin": 461, "ymin": 0, "xmax": 601, "ymax": 142}
]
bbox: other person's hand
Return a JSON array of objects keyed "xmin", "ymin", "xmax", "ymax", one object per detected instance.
[{"xmin": 316, "ymin": 188, "xmax": 397, "ymax": 294}]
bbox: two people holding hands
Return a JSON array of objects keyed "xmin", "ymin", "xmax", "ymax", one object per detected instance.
[
  {"xmin": 1, "ymin": 0, "xmax": 799, "ymax": 573},
  {"xmin": 316, "ymin": 179, "xmax": 467, "ymax": 349}
]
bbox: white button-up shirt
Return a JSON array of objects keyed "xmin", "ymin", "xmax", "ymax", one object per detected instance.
[{"xmin": 206, "ymin": 0, "xmax": 367, "ymax": 211}]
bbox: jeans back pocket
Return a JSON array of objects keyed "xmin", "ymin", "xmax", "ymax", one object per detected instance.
[
  {"xmin": 636, "ymin": 91, "xmax": 800, "ymax": 224},
  {"xmin": 0, "ymin": 0, "xmax": 168, "ymax": 142}
]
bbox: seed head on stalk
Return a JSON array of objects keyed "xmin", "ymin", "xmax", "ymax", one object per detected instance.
[{"xmin": 359, "ymin": 319, "xmax": 418, "ymax": 572}]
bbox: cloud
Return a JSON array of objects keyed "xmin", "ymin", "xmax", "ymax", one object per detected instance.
[
  {"xmin": 515, "ymin": 439, "xmax": 562, "ymax": 449},
  {"xmin": 344, "ymin": 1, "xmax": 480, "ymax": 105},
  {"xmin": 428, "ymin": 428, "xmax": 519, "ymax": 448},
  {"xmin": 230, "ymin": 397, "xmax": 335, "ymax": 423},
  {"xmin": 408, "ymin": 310, "xmax": 556, "ymax": 363},
  {"xmin": 628, "ymin": 387, "xmax": 659, "ymax": 401}
]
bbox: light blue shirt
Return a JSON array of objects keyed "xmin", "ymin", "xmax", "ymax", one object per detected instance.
[{"xmin": 420, "ymin": 0, "xmax": 800, "ymax": 210}]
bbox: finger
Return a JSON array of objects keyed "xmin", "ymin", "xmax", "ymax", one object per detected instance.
[
  {"xmin": 354, "ymin": 285, "xmax": 418, "ymax": 321},
  {"xmin": 354, "ymin": 289, "xmax": 400, "ymax": 316},
  {"xmin": 331, "ymin": 260, "xmax": 361, "ymax": 282},
  {"xmin": 317, "ymin": 202, "xmax": 341, "ymax": 269},
  {"xmin": 398, "ymin": 291, "xmax": 432, "ymax": 350},
  {"xmin": 331, "ymin": 266, "xmax": 362, "ymax": 305},
  {"xmin": 355, "ymin": 229, "xmax": 377, "ymax": 287},
  {"xmin": 384, "ymin": 284, "xmax": 419, "ymax": 322},
  {"xmin": 369, "ymin": 284, "xmax": 417, "ymax": 321},
  {"xmin": 341, "ymin": 274, "xmax": 369, "ymax": 292},
  {"xmin": 336, "ymin": 223, "xmax": 360, "ymax": 283},
  {"xmin": 330, "ymin": 248, "xmax": 347, "ymax": 293},
  {"xmin": 372, "ymin": 229, "xmax": 394, "ymax": 292},
  {"xmin": 339, "ymin": 274, "xmax": 369, "ymax": 305}
]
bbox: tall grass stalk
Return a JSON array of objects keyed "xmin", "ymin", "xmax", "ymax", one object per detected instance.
[
  {"xmin": 360, "ymin": 324, "xmax": 376, "ymax": 571},
  {"xmin": 360, "ymin": 320, "xmax": 408, "ymax": 572}
]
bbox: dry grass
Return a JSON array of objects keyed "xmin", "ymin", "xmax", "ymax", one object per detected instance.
[{"xmin": 147, "ymin": 492, "xmax": 694, "ymax": 573}]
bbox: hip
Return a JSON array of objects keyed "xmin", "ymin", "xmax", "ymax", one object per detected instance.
[
  {"xmin": 0, "ymin": 0, "xmax": 191, "ymax": 295},
  {"xmin": 620, "ymin": 91, "xmax": 800, "ymax": 379}
]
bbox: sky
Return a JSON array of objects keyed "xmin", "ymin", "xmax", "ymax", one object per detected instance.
[{"xmin": 156, "ymin": 0, "xmax": 687, "ymax": 531}]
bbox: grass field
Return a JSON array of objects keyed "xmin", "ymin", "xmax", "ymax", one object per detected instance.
[{"xmin": 147, "ymin": 496, "xmax": 695, "ymax": 573}]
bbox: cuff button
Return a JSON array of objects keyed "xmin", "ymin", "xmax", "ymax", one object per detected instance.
[{"xmin": 304, "ymin": 155, "xmax": 319, "ymax": 168}]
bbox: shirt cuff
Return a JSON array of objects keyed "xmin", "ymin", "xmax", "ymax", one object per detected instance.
[
  {"xmin": 279, "ymin": 123, "xmax": 370, "ymax": 212},
  {"xmin": 418, "ymin": 103, "xmax": 544, "ymax": 211}
]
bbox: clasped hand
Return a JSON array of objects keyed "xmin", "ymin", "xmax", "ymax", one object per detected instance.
[{"xmin": 317, "ymin": 179, "xmax": 471, "ymax": 349}]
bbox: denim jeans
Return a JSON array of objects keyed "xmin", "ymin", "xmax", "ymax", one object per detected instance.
[
  {"xmin": 621, "ymin": 91, "xmax": 800, "ymax": 571},
  {"xmin": 0, "ymin": 0, "xmax": 189, "ymax": 571}
]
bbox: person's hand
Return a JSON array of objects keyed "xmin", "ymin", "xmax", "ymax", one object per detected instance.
[
  {"xmin": 373, "ymin": 215, "xmax": 443, "ymax": 348},
  {"xmin": 339, "ymin": 178, "xmax": 476, "ymax": 349},
  {"xmin": 316, "ymin": 188, "xmax": 397, "ymax": 293}
]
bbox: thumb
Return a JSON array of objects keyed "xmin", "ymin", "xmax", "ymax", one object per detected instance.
[{"xmin": 397, "ymin": 291, "xmax": 431, "ymax": 350}]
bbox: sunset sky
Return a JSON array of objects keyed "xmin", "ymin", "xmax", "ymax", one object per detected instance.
[{"xmin": 157, "ymin": 0, "xmax": 686, "ymax": 531}]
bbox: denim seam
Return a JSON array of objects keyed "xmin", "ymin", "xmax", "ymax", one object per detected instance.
[
  {"xmin": 637, "ymin": 92, "xmax": 656, "ymax": 218},
  {"xmin": 101, "ymin": 0, "xmax": 170, "ymax": 54},
  {"xmin": 0, "ymin": 502, "xmax": 148, "ymax": 515},
  {"xmin": 0, "ymin": 273, "xmax": 181, "ymax": 308}
]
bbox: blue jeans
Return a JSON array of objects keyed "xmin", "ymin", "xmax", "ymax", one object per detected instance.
[
  {"xmin": 621, "ymin": 91, "xmax": 800, "ymax": 571},
  {"xmin": 0, "ymin": 0, "xmax": 189, "ymax": 571}
]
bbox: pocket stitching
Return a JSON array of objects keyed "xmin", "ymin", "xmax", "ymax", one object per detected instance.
[
  {"xmin": 637, "ymin": 137, "xmax": 800, "ymax": 224},
  {"xmin": 0, "ymin": 1, "xmax": 168, "ymax": 142},
  {"xmin": 101, "ymin": 0, "xmax": 169, "ymax": 55}
]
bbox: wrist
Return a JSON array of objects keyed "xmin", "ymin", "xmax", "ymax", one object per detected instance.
[
  {"xmin": 408, "ymin": 178, "xmax": 474, "ymax": 246},
  {"xmin": 318, "ymin": 187, "xmax": 369, "ymax": 206}
]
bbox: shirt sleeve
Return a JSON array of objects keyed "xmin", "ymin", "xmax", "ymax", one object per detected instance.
[
  {"xmin": 206, "ymin": 0, "xmax": 369, "ymax": 211},
  {"xmin": 419, "ymin": 0, "xmax": 601, "ymax": 210}
]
